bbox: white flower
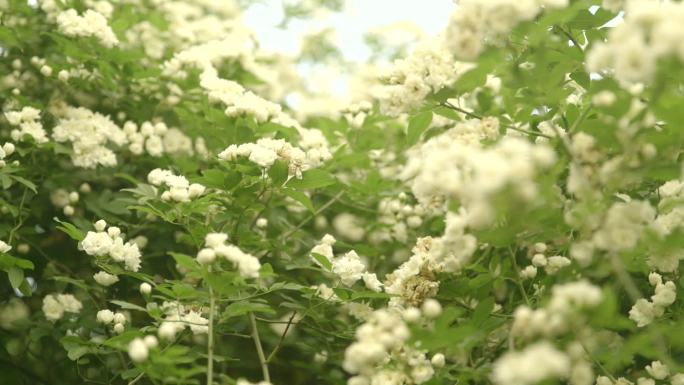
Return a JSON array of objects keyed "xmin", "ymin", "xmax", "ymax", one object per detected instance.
[
  {"xmin": 0, "ymin": 240, "xmax": 11, "ymax": 253},
  {"xmin": 0, "ymin": 299, "xmax": 29, "ymax": 330},
  {"xmin": 248, "ymin": 146, "xmax": 278, "ymax": 168},
  {"xmin": 158, "ymin": 321, "xmax": 181, "ymax": 340},
  {"xmin": 113, "ymin": 312, "xmax": 126, "ymax": 324},
  {"xmin": 671, "ymin": 373, "xmax": 684, "ymax": 385},
  {"xmin": 646, "ymin": 361, "xmax": 669, "ymax": 380},
  {"xmin": 256, "ymin": 218, "xmax": 268, "ymax": 228},
  {"xmin": 113, "ymin": 322, "xmax": 125, "ymax": 334},
  {"xmin": 629, "ymin": 299, "xmax": 657, "ymax": 327},
  {"xmin": 42, "ymin": 294, "xmax": 82, "ymax": 321},
  {"xmin": 197, "ymin": 248, "xmax": 216, "ymax": 265},
  {"xmin": 332, "ymin": 250, "xmax": 366, "ymax": 287},
  {"xmin": 205, "ymin": 233, "xmax": 228, "ymax": 249},
  {"xmin": 81, "ymin": 231, "xmax": 114, "ymax": 256},
  {"xmin": 128, "ymin": 338, "xmax": 149, "ymax": 362},
  {"xmin": 431, "ymin": 353, "xmax": 445, "ymax": 368},
  {"xmin": 183, "ymin": 311, "xmax": 209, "ymax": 334},
  {"xmin": 362, "ymin": 273, "xmax": 383, "ymax": 292},
  {"xmin": 96, "ymin": 309, "xmax": 115, "ymax": 324},
  {"xmin": 140, "ymin": 282, "xmax": 152, "ymax": 295},
  {"xmin": 491, "ymin": 342, "xmax": 570, "ymax": 385},
  {"xmin": 94, "ymin": 219, "xmax": 107, "ymax": 232},
  {"xmin": 147, "ymin": 168, "xmax": 171, "ymax": 186},
  {"xmin": 93, "ymin": 271, "xmax": 119, "ymax": 286},
  {"xmin": 143, "ymin": 335, "xmax": 158, "ymax": 349},
  {"xmin": 188, "ymin": 183, "xmax": 206, "ymax": 198},
  {"xmin": 421, "ymin": 299, "xmax": 442, "ymax": 319}
]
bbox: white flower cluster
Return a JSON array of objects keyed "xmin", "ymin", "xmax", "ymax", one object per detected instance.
[
  {"xmin": 4, "ymin": 106, "xmax": 49, "ymax": 144},
  {"xmin": 597, "ymin": 360, "xmax": 684, "ymax": 385},
  {"xmin": 384, "ymin": 237, "xmax": 440, "ymax": 307},
  {"xmin": 0, "ymin": 298, "xmax": 29, "ymax": 330},
  {"xmin": 332, "ymin": 213, "xmax": 366, "ymax": 242},
  {"xmin": 52, "ymin": 106, "xmax": 128, "ymax": 168},
  {"xmin": 649, "ymin": 180, "xmax": 684, "ymax": 272},
  {"xmin": 162, "ymin": 33, "xmax": 253, "ymax": 79},
  {"xmin": 56, "ymin": 8, "xmax": 119, "ymax": 48},
  {"xmin": 491, "ymin": 341, "xmax": 570, "ymax": 385},
  {"xmin": 49, "ymin": 188, "xmax": 80, "ymax": 217},
  {"xmin": 219, "ymin": 138, "xmax": 304, "ymax": 171},
  {"xmin": 158, "ymin": 301, "xmax": 209, "ymax": 340},
  {"xmin": 426, "ymin": 209, "xmax": 478, "ymax": 274},
  {"xmin": 403, "ymin": 121, "xmax": 554, "ymax": 228},
  {"xmin": 122, "ymin": 121, "xmax": 193, "ymax": 157},
  {"xmin": 373, "ymin": 193, "xmax": 431, "ymax": 243},
  {"xmin": 310, "ymin": 234, "xmax": 383, "ymax": 292},
  {"xmin": 93, "ymin": 271, "xmax": 119, "ymax": 287},
  {"xmin": 592, "ymin": 200, "xmax": 655, "ymax": 252},
  {"xmin": 128, "ymin": 335, "xmax": 158, "ymax": 363},
  {"xmin": 195, "ymin": 233, "xmax": 261, "ymax": 279},
  {"xmin": 218, "ymin": 133, "xmax": 331, "ymax": 179},
  {"xmin": 512, "ymin": 280, "xmax": 602, "ymax": 339},
  {"xmin": 42, "ymin": 293, "xmax": 83, "ymax": 321},
  {"xmin": 80, "ymin": 219, "xmax": 143, "ymax": 272},
  {"xmin": 344, "ymin": 309, "xmax": 435, "ymax": 385},
  {"xmin": 341, "ymin": 101, "xmax": 373, "ymax": 129},
  {"xmin": 587, "ymin": 0, "xmax": 684, "ymax": 85},
  {"xmin": 378, "ymin": 39, "xmax": 461, "ymax": 116},
  {"xmin": 629, "ymin": 272, "xmax": 676, "ymax": 327},
  {"xmin": 96, "ymin": 309, "xmax": 128, "ymax": 333},
  {"xmin": 147, "ymin": 168, "xmax": 206, "ymax": 203},
  {"xmin": 200, "ymin": 68, "xmax": 282, "ymax": 123},
  {"xmin": 520, "ymin": 242, "xmax": 571, "ymax": 279},
  {"xmin": 445, "ymin": 0, "xmax": 567, "ymax": 60}
]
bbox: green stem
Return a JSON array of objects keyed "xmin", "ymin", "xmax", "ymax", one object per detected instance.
[
  {"xmin": 207, "ymin": 284, "xmax": 215, "ymax": 385},
  {"xmin": 249, "ymin": 312, "xmax": 270, "ymax": 383}
]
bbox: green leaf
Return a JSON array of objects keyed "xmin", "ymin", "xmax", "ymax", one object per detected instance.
[
  {"xmin": 7, "ymin": 267, "xmax": 23, "ymax": 289},
  {"xmin": 287, "ymin": 169, "xmax": 336, "ymax": 190},
  {"xmin": 310, "ymin": 252, "xmax": 332, "ymax": 271},
  {"xmin": 0, "ymin": 253, "xmax": 34, "ymax": 270},
  {"xmin": 222, "ymin": 301, "xmax": 275, "ymax": 320},
  {"xmin": 282, "ymin": 188, "xmax": 314, "ymax": 212},
  {"xmin": 170, "ymin": 252, "xmax": 199, "ymax": 272},
  {"xmin": 406, "ymin": 111, "xmax": 433, "ymax": 145},
  {"xmin": 455, "ymin": 66, "xmax": 489, "ymax": 93},
  {"xmin": 268, "ymin": 160, "xmax": 289, "ymax": 186},
  {"xmin": 10, "ymin": 175, "xmax": 36, "ymax": 193},
  {"xmin": 54, "ymin": 218, "xmax": 85, "ymax": 241},
  {"xmin": 109, "ymin": 300, "xmax": 147, "ymax": 312}
]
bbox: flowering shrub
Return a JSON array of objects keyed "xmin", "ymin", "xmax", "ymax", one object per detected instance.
[{"xmin": 3, "ymin": 0, "xmax": 684, "ymax": 384}]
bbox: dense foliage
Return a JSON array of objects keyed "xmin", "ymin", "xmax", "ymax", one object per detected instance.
[{"xmin": 2, "ymin": 0, "xmax": 684, "ymax": 385}]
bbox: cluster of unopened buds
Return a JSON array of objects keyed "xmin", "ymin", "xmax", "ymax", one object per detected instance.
[
  {"xmin": 147, "ymin": 168, "xmax": 206, "ymax": 203},
  {"xmin": 96, "ymin": 309, "xmax": 128, "ymax": 334},
  {"xmin": 50, "ymin": 188, "xmax": 81, "ymax": 216},
  {"xmin": 519, "ymin": 242, "xmax": 571, "ymax": 279}
]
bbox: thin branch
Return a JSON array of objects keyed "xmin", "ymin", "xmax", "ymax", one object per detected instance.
[
  {"xmin": 249, "ymin": 312, "xmax": 270, "ymax": 383},
  {"xmin": 8, "ymin": 188, "xmax": 28, "ymax": 244},
  {"xmin": 568, "ymin": 106, "xmax": 592, "ymax": 133},
  {"xmin": 266, "ymin": 312, "xmax": 297, "ymax": 363},
  {"xmin": 279, "ymin": 190, "xmax": 345, "ymax": 240},
  {"xmin": 555, "ymin": 25, "xmax": 584, "ymax": 55},
  {"xmin": 128, "ymin": 373, "xmax": 145, "ymax": 385}
]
